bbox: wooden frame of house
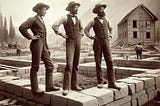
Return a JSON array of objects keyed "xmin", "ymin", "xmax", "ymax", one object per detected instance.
[{"xmin": 117, "ymin": 4, "xmax": 158, "ymax": 47}]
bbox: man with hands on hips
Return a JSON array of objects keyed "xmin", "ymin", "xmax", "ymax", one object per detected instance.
[{"xmin": 19, "ymin": 3, "xmax": 60, "ymax": 94}]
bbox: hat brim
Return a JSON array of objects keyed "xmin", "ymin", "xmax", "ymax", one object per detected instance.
[
  {"xmin": 32, "ymin": 3, "xmax": 49, "ymax": 12},
  {"xmin": 92, "ymin": 4, "xmax": 107, "ymax": 14},
  {"xmin": 66, "ymin": 3, "xmax": 80, "ymax": 11}
]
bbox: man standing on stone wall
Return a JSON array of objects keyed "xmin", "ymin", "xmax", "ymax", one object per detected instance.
[
  {"xmin": 52, "ymin": 1, "xmax": 83, "ymax": 95},
  {"xmin": 19, "ymin": 3, "xmax": 60, "ymax": 94},
  {"xmin": 84, "ymin": 3, "xmax": 121, "ymax": 90}
]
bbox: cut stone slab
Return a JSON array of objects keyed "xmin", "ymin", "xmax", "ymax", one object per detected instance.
[
  {"xmin": 5, "ymin": 79, "xmax": 30, "ymax": 96},
  {"xmin": 132, "ymin": 90, "xmax": 146, "ymax": 99},
  {"xmin": 103, "ymin": 83, "xmax": 128, "ymax": 100},
  {"xmin": 81, "ymin": 87, "xmax": 113, "ymax": 105},
  {"xmin": 129, "ymin": 77, "xmax": 155, "ymax": 89},
  {"xmin": 117, "ymin": 78, "xmax": 143, "ymax": 92},
  {"xmin": 51, "ymin": 90, "xmax": 98, "ymax": 106},
  {"xmin": 105, "ymin": 96, "xmax": 131, "ymax": 106},
  {"xmin": 137, "ymin": 94, "xmax": 148, "ymax": 106},
  {"xmin": 23, "ymin": 85, "xmax": 51, "ymax": 105},
  {"xmin": 131, "ymin": 99, "xmax": 137, "ymax": 106}
]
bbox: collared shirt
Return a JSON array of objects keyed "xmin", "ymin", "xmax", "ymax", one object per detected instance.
[
  {"xmin": 84, "ymin": 16, "xmax": 113, "ymax": 38},
  {"xmin": 52, "ymin": 14, "xmax": 84, "ymax": 35},
  {"xmin": 36, "ymin": 15, "xmax": 45, "ymax": 24}
]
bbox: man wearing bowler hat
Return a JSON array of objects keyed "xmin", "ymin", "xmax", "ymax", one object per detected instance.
[
  {"xmin": 19, "ymin": 3, "xmax": 60, "ymax": 94},
  {"xmin": 84, "ymin": 3, "xmax": 121, "ymax": 90},
  {"xmin": 52, "ymin": 1, "xmax": 83, "ymax": 95}
]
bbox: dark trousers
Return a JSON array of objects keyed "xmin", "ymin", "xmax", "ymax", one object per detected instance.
[
  {"xmin": 136, "ymin": 51, "xmax": 142, "ymax": 59},
  {"xmin": 63, "ymin": 38, "xmax": 81, "ymax": 90},
  {"xmin": 93, "ymin": 38, "xmax": 115, "ymax": 85},
  {"xmin": 30, "ymin": 38, "xmax": 53, "ymax": 90}
]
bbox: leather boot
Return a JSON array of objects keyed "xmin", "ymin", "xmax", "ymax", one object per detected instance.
[
  {"xmin": 71, "ymin": 85, "xmax": 82, "ymax": 91},
  {"xmin": 46, "ymin": 72, "xmax": 60, "ymax": 92},
  {"xmin": 107, "ymin": 69, "xmax": 121, "ymax": 90},
  {"xmin": 108, "ymin": 84, "xmax": 121, "ymax": 90},
  {"xmin": 30, "ymin": 72, "xmax": 44, "ymax": 94},
  {"xmin": 71, "ymin": 68, "xmax": 82, "ymax": 91}
]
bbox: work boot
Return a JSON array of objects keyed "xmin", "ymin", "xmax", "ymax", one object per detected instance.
[
  {"xmin": 97, "ymin": 82, "xmax": 104, "ymax": 88},
  {"xmin": 30, "ymin": 72, "xmax": 44, "ymax": 94},
  {"xmin": 107, "ymin": 69, "xmax": 121, "ymax": 90},
  {"xmin": 71, "ymin": 85, "xmax": 82, "ymax": 91},
  {"xmin": 62, "ymin": 89, "xmax": 69, "ymax": 96},
  {"xmin": 108, "ymin": 84, "xmax": 121, "ymax": 90},
  {"xmin": 45, "ymin": 72, "xmax": 60, "ymax": 92}
]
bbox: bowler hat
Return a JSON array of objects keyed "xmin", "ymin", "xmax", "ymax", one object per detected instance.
[
  {"xmin": 32, "ymin": 3, "xmax": 49, "ymax": 12},
  {"xmin": 66, "ymin": 1, "xmax": 80, "ymax": 11},
  {"xmin": 92, "ymin": 3, "xmax": 107, "ymax": 14}
]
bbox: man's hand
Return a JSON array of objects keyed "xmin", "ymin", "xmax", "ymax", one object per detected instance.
[
  {"xmin": 89, "ymin": 36, "xmax": 96, "ymax": 40},
  {"xmin": 31, "ymin": 35, "xmax": 40, "ymax": 40},
  {"xmin": 58, "ymin": 32, "xmax": 68, "ymax": 39},
  {"xmin": 108, "ymin": 34, "xmax": 112, "ymax": 41}
]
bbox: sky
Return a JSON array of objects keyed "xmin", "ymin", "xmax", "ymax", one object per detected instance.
[{"xmin": 0, "ymin": 0, "xmax": 160, "ymax": 45}]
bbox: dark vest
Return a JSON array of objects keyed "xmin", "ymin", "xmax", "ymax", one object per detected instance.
[
  {"xmin": 93, "ymin": 17, "xmax": 109, "ymax": 39},
  {"xmin": 63, "ymin": 14, "xmax": 80, "ymax": 39}
]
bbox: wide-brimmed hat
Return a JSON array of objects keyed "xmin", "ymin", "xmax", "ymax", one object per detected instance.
[
  {"xmin": 66, "ymin": 1, "xmax": 80, "ymax": 11},
  {"xmin": 92, "ymin": 3, "xmax": 107, "ymax": 14},
  {"xmin": 32, "ymin": 3, "xmax": 49, "ymax": 12}
]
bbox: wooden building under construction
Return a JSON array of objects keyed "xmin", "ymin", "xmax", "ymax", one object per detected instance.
[{"xmin": 117, "ymin": 4, "xmax": 158, "ymax": 47}]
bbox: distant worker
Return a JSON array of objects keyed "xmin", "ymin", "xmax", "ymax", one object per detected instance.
[
  {"xmin": 16, "ymin": 48, "xmax": 21, "ymax": 56},
  {"xmin": 135, "ymin": 43, "xmax": 143, "ymax": 59}
]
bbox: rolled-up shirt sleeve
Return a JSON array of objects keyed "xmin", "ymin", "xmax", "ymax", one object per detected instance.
[
  {"xmin": 19, "ymin": 18, "xmax": 34, "ymax": 40},
  {"xmin": 52, "ymin": 16, "xmax": 67, "ymax": 35},
  {"xmin": 84, "ymin": 20, "xmax": 94, "ymax": 38}
]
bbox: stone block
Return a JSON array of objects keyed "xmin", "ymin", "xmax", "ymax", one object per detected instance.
[
  {"xmin": 5, "ymin": 79, "xmax": 30, "ymax": 96},
  {"xmin": 0, "ymin": 76, "xmax": 20, "ymax": 82},
  {"xmin": 0, "ymin": 81, "xmax": 6, "ymax": 91},
  {"xmin": 0, "ymin": 95, "xmax": 5, "ymax": 101},
  {"xmin": 133, "ymin": 73, "xmax": 160, "ymax": 85},
  {"xmin": 81, "ymin": 87, "xmax": 113, "ymax": 105},
  {"xmin": 137, "ymin": 94, "xmax": 148, "ymax": 106},
  {"xmin": 104, "ymin": 83, "xmax": 128, "ymax": 100},
  {"xmin": 117, "ymin": 78, "xmax": 143, "ymax": 92},
  {"xmin": 128, "ymin": 83, "xmax": 135, "ymax": 95},
  {"xmin": 146, "ymin": 86, "xmax": 155, "ymax": 93},
  {"xmin": 131, "ymin": 99, "xmax": 137, "ymax": 106},
  {"xmin": 129, "ymin": 77, "xmax": 155, "ymax": 89},
  {"xmin": 148, "ymin": 90, "xmax": 155, "ymax": 101},
  {"xmin": 51, "ymin": 90, "xmax": 98, "ymax": 106},
  {"xmin": 121, "ymin": 102, "xmax": 131, "ymax": 106},
  {"xmin": 0, "ymin": 70, "xmax": 12, "ymax": 75},
  {"xmin": 0, "ymin": 91, "xmax": 5, "ymax": 98},
  {"xmin": 17, "ymin": 97, "xmax": 27, "ymax": 105},
  {"xmin": 23, "ymin": 85, "xmax": 51, "ymax": 105},
  {"xmin": 132, "ymin": 90, "xmax": 146, "ymax": 99},
  {"xmin": 5, "ymin": 92, "xmax": 16, "ymax": 99},
  {"xmin": 105, "ymin": 96, "xmax": 131, "ymax": 106},
  {"xmin": 28, "ymin": 101, "xmax": 36, "ymax": 106}
]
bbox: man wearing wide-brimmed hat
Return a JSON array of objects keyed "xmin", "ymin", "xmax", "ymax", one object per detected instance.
[
  {"xmin": 84, "ymin": 3, "xmax": 121, "ymax": 90},
  {"xmin": 19, "ymin": 3, "xmax": 60, "ymax": 94},
  {"xmin": 52, "ymin": 1, "xmax": 83, "ymax": 96}
]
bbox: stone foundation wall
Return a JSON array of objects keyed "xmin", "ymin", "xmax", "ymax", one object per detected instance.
[{"xmin": 0, "ymin": 65, "xmax": 160, "ymax": 106}]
